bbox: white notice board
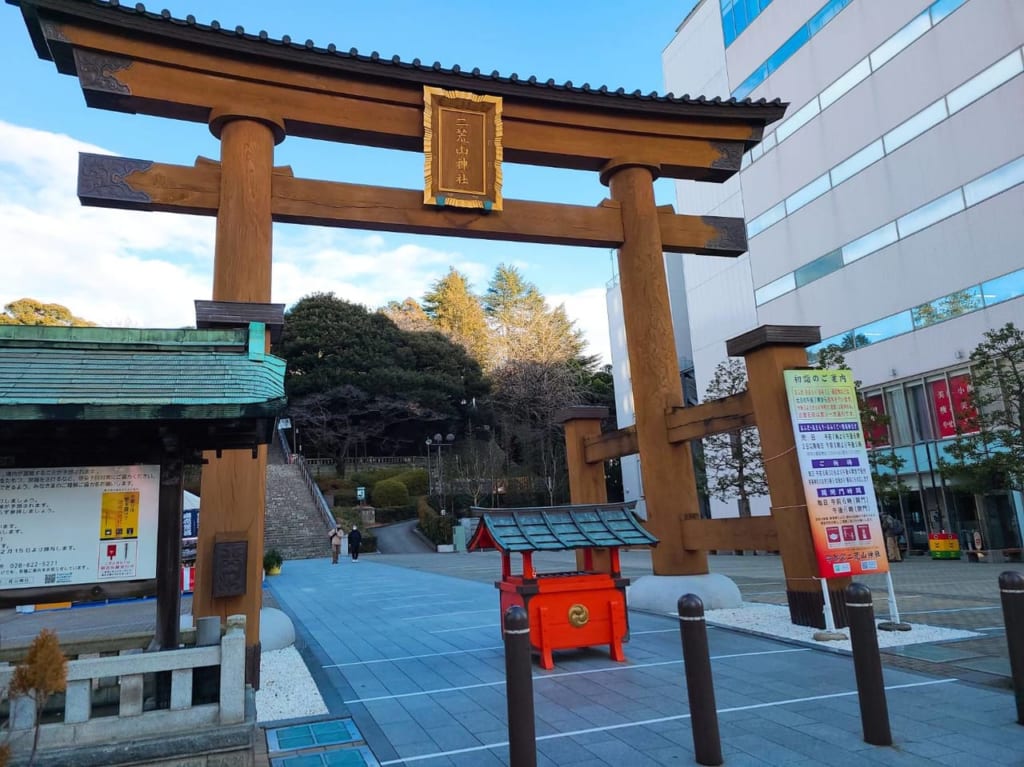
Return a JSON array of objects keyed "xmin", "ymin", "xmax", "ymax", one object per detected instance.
[{"xmin": 0, "ymin": 465, "xmax": 160, "ymax": 589}]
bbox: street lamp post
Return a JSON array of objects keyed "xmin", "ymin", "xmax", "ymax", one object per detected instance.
[{"xmin": 426, "ymin": 433, "xmax": 455, "ymax": 514}]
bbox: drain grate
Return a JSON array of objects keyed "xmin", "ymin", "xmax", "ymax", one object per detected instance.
[
  {"xmin": 265, "ymin": 718, "xmax": 378, "ymax": 767},
  {"xmin": 270, "ymin": 745, "xmax": 379, "ymax": 767},
  {"xmin": 266, "ymin": 719, "xmax": 363, "ymax": 752}
]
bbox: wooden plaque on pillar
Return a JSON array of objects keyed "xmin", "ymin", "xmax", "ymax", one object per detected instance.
[
  {"xmin": 212, "ymin": 537, "xmax": 248, "ymax": 598},
  {"xmin": 424, "ymin": 87, "xmax": 502, "ymax": 210}
]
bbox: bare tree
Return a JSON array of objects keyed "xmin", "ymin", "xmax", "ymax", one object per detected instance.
[
  {"xmin": 490, "ymin": 360, "xmax": 584, "ymax": 501},
  {"xmin": 451, "ymin": 435, "xmax": 507, "ymax": 506},
  {"xmin": 701, "ymin": 359, "xmax": 767, "ymax": 517}
]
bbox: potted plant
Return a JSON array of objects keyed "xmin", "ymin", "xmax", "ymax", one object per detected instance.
[{"xmin": 263, "ymin": 548, "xmax": 283, "ymax": 575}]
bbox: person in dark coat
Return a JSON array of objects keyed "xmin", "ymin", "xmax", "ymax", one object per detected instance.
[{"xmin": 348, "ymin": 525, "xmax": 363, "ymax": 561}]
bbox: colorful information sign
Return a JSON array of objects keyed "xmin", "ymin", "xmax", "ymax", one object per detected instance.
[
  {"xmin": 784, "ymin": 371, "xmax": 888, "ymax": 579},
  {"xmin": 0, "ymin": 465, "xmax": 159, "ymax": 589}
]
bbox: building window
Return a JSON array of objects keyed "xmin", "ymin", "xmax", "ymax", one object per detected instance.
[
  {"xmin": 981, "ymin": 270, "xmax": 1024, "ymax": 307},
  {"xmin": 907, "ymin": 383, "xmax": 936, "ymax": 442},
  {"xmin": 795, "ymin": 249, "xmax": 843, "ymax": 287},
  {"xmin": 731, "ymin": 0, "xmax": 852, "ymax": 98},
  {"xmin": 756, "ymin": 155, "xmax": 1024, "ymax": 302},
  {"xmin": 856, "ymin": 312, "xmax": 915, "ymax": 348},
  {"xmin": 911, "ymin": 286, "xmax": 983, "ymax": 329},
  {"xmin": 721, "ymin": 0, "xmax": 774, "ymax": 47},
  {"xmin": 884, "ymin": 388, "xmax": 912, "ymax": 445}
]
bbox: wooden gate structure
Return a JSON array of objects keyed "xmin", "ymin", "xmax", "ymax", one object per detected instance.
[{"xmin": 11, "ymin": 0, "xmax": 843, "ymax": 671}]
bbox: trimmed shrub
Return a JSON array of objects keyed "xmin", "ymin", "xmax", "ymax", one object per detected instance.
[
  {"xmin": 417, "ymin": 496, "xmax": 452, "ymax": 545},
  {"xmin": 372, "ymin": 478, "xmax": 409, "ymax": 507},
  {"xmin": 393, "ymin": 468, "xmax": 428, "ymax": 496},
  {"xmin": 333, "ymin": 487, "xmax": 358, "ymax": 506},
  {"xmin": 350, "ymin": 468, "xmax": 404, "ymax": 487},
  {"xmin": 373, "ymin": 505, "xmax": 418, "ymax": 524}
]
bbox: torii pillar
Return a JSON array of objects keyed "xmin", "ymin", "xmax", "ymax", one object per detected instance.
[
  {"xmin": 600, "ymin": 160, "xmax": 706, "ymax": 577},
  {"xmin": 194, "ymin": 109, "xmax": 285, "ymax": 685},
  {"xmin": 557, "ymin": 406, "xmax": 612, "ymax": 573}
]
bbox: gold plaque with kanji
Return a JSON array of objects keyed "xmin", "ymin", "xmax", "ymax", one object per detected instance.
[{"xmin": 424, "ymin": 87, "xmax": 503, "ymax": 211}]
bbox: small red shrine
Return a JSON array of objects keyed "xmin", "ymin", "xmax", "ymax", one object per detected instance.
[{"xmin": 468, "ymin": 503, "xmax": 658, "ymax": 669}]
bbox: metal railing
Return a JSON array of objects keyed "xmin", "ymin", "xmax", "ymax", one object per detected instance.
[
  {"xmin": 294, "ymin": 454, "xmax": 336, "ymax": 531},
  {"xmin": 275, "ymin": 424, "xmax": 292, "ymax": 462}
]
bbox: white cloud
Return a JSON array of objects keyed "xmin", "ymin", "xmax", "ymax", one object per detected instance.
[
  {"xmin": 0, "ymin": 120, "xmax": 612, "ymax": 364},
  {"xmin": 548, "ymin": 287, "xmax": 611, "ymax": 366}
]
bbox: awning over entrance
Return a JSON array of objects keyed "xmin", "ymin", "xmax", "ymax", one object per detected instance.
[{"xmin": 0, "ymin": 322, "xmax": 286, "ymax": 463}]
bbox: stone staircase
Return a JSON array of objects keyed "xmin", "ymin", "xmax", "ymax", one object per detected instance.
[{"xmin": 264, "ymin": 460, "xmax": 333, "ymax": 561}]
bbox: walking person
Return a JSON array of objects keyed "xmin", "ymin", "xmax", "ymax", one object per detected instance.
[
  {"xmin": 881, "ymin": 512, "xmax": 903, "ymax": 562},
  {"xmin": 348, "ymin": 525, "xmax": 363, "ymax": 562},
  {"xmin": 328, "ymin": 523, "xmax": 343, "ymax": 565}
]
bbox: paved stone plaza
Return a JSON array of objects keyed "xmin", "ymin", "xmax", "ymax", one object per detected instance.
[
  {"xmin": 268, "ymin": 552, "xmax": 1024, "ymax": 766},
  {"xmin": 3, "ymin": 550, "xmax": 1021, "ymax": 765}
]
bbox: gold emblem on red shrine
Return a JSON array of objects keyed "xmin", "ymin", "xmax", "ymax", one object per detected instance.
[
  {"xmin": 568, "ymin": 603, "xmax": 590, "ymax": 628},
  {"xmin": 423, "ymin": 87, "xmax": 503, "ymax": 211}
]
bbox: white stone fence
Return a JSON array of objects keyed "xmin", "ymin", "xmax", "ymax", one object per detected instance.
[{"xmin": 0, "ymin": 615, "xmax": 246, "ymax": 756}]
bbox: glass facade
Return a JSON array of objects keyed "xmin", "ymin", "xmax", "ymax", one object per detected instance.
[
  {"xmin": 745, "ymin": 0, "xmax": 970, "ymax": 167},
  {"xmin": 862, "ymin": 371, "xmax": 1023, "ymax": 553},
  {"xmin": 732, "ymin": 0, "xmax": 853, "ymax": 98},
  {"xmin": 807, "ymin": 265, "xmax": 1024, "ymax": 359},
  {"xmin": 747, "ymin": 46, "xmax": 1024, "ymax": 238},
  {"xmin": 720, "ymin": 0, "xmax": 774, "ymax": 47},
  {"xmin": 757, "ymin": 153, "xmax": 1024, "ymax": 306}
]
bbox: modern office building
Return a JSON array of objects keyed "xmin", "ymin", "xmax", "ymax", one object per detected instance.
[{"xmin": 607, "ymin": 0, "xmax": 1024, "ymax": 553}]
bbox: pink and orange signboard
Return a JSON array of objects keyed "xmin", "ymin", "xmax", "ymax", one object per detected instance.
[{"xmin": 783, "ymin": 370, "xmax": 888, "ymax": 579}]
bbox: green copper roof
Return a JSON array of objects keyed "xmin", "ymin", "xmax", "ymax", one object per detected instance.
[
  {"xmin": 467, "ymin": 502, "xmax": 658, "ymax": 552},
  {"xmin": 0, "ymin": 323, "xmax": 285, "ymax": 421}
]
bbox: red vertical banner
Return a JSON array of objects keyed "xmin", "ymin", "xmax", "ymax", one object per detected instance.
[
  {"xmin": 931, "ymin": 380, "xmax": 957, "ymax": 438},
  {"xmin": 949, "ymin": 373, "xmax": 978, "ymax": 434},
  {"xmin": 863, "ymin": 394, "xmax": 889, "ymax": 447}
]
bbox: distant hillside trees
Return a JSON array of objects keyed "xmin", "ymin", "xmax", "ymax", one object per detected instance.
[
  {"xmin": 0, "ymin": 298, "xmax": 94, "ymax": 326},
  {"xmin": 274, "ymin": 263, "xmax": 613, "ymax": 505}
]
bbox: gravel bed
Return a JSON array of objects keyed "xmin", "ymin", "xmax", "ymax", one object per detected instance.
[
  {"xmin": 256, "ymin": 646, "xmax": 328, "ymax": 723},
  {"xmin": 704, "ymin": 601, "xmax": 980, "ymax": 651}
]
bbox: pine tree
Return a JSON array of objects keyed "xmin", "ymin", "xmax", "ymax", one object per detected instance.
[
  {"xmin": 483, "ymin": 264, "xmax": 584, "ymax": 366},
  {"xmin": 422, "ymin": 268, "xmax": 491, "ymax": 366}
]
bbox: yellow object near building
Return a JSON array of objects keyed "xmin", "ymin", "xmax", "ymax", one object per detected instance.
[{"xmin": 928, "ymin": 533, "xmax": 961, "ymax": 560}]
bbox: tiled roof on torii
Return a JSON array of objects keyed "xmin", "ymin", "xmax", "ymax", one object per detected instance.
[{"xmin": 9, "ymin": 0, "xmax": 787, "ymax": 122}]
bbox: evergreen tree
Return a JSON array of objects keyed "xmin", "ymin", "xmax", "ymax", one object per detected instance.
[
  {"xmin": 380, "ymin": 298, "xmax": 434, "ymax": 333},
  {"xmin": 0, "ymin": 298, "xmax": 94, "ymax": 326},
  {"xmin": 483, "ymin": 264, "xmax": 585, "ymax": 366},
  {"xmin": 422, "ymin": 268, "xmax": 491, "ymax": 365},
  {"xmin": 274, "ymin": 292, "xmax": 488, "ymax": 459},
  {"xmin": 941, "ymin": 323, "xmax": 1024, "ymax": 495}
]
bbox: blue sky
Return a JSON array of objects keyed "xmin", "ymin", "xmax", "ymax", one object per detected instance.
[{"xmin": 1, "ymin": 1, "xmax": 702, "ymax": 362}]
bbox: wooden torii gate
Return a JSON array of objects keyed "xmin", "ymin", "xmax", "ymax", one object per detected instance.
[
  {"xmin": 560, "ymin": 325, "xmax": 852, "ymax": 628},
  {"xmin": 11, "ymin": 0, "xmax": 838, "ymax": 671}
]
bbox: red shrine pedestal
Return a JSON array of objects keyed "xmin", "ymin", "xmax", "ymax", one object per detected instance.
[{"xmin": 468, "ymin": 503, "xmax": 658, "ymax": 670}]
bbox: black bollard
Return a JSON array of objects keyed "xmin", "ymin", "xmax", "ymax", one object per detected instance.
[
  {"xmin": 844, "ymin": 582, "xmax": 892, "ymax": 746},
  {"xmin": 503, "ymin": 605, "xmax": 537, "ymax": 767},
  {"xmin": 677, "ymin": 594, "xmax": 722, "ymax": 766},
  {"xmin": 998, "ymin": 571, "xmax": 1024, "ymax": 725}
]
